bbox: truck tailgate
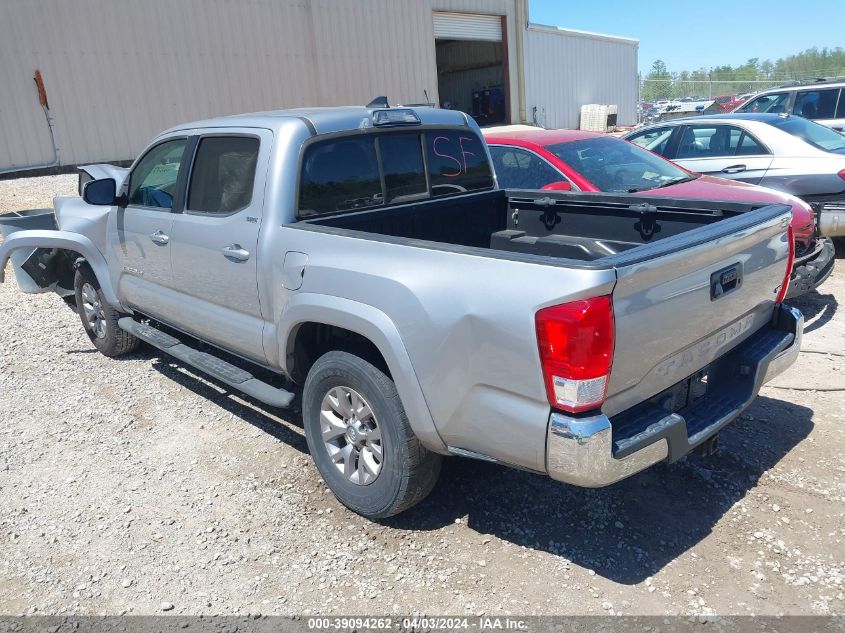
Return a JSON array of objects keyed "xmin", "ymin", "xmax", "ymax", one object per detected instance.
[{"xmin": 603, "ymin": 204, "xmax": 793, "ymax": 418}]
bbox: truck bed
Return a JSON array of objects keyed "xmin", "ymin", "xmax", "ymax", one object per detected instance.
[
  {"xmin": 299, "ymin": 188, "xmax": 787, "ymax": 267},
  {"xmin": 293, "ymin": 188, "xmax": 793, "ymax": 446}
]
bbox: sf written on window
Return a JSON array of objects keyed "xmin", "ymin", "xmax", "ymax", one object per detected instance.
[{"xmin": 426, "ymin": 131, "xmax": 494, "ymax": 196}]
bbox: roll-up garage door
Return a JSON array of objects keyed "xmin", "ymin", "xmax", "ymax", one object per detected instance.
[{"xmin": 432, "ymin": 12, "xmax": 502, "ymax": 42}]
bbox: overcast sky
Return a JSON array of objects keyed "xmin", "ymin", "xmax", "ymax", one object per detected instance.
[{"xmin": 529, "ymin": 0, "xmax": 845, "ymax": 74}]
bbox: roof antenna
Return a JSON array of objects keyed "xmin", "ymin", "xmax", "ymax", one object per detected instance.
[
  {"xmin": 423, "ymin": 89, "xmax": 432, "ymax": 107},
  {"xmin": 366, "ymin": 96, "xmax": 390, "ymax": 109}
]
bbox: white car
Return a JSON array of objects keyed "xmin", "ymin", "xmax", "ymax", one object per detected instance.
[
  {"xmin": 733, "ymin": 80, "xmax": 845, "ymax": 131},
  {"xmin": 624, "ymin": 113, "xmax": 845, "ymax": 237}
]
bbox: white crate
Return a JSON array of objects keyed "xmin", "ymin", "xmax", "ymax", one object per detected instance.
[
  {"xmin": 579, "ymin": 104, "xmax": 607, "ymax": 132},
  {"xmin": 579, "ymin": 104, "xmax": 618, "ymax": 132}
]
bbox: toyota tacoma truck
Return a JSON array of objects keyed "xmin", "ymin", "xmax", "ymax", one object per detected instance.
[{"xmin": 0, "ymin": 105, "xmax": 802, "ymax": 519}]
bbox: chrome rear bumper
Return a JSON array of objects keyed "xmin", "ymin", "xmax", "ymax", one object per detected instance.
[
  {"xmin": 546, "ymin": 305, "xmax": 803, "ymax": 487},
  {"xmin": 547, "ymin": 413, "xmax": 670, "ymax": 487},
  {"xmin": 818, "ymin": 203, "xmax": 845, "ymax": 237}
]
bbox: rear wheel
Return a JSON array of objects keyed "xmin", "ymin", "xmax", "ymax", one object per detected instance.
[
  {"xmin": 73, "ymin": 266, "xmax": 140, "ymax": 357},
  {"xmin": 302, "ymin": 350, "xmax": 441, "ymax": 519}
]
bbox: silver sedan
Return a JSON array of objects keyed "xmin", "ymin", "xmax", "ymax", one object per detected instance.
[{"xmin": 623, "ymin": 113, "xmax": 845, "ymax": 236}]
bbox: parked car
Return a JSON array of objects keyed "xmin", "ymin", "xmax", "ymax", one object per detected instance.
[
  {"xmin": 0, "ymin": 106, "xmax": 801, "ymax": 519},
  {"xmin": 483, "ymin": 126, "xmax": 833, "ymax": 297},
  {"xmin": 703, "ymin": 95, "xmax": 745, "ymax": 114},
  {"xmin": 734, "ymin": 80, "xmax": 845, "ymax": 131},
  {"xmin": 624, "ymin": 113, "xmax": 845, "ymax": 241}
]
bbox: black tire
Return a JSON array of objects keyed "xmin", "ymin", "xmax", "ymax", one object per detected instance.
[
  {"xmin": 73, "ymin": 265, "xmax": 140, "ymax": 357},
  {"xmin": 302, "ymin": 350, "xmax": 442, "ymax": 519}
]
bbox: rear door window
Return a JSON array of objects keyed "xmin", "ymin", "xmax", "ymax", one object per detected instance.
[
  {"xmin": 425, "ymin": 130, "xmax": 494, "ymax": 196},
  {"xmin": 737, "ymin": 131, "xmax": 767, "ymax": 155},
  {"xmin": 737, "ymin": 92, "xmax": 789, "ymax": 114},
  {"xmin": 187, "ymin": 136, "xmax": 260, "ymax": 214},
  {"xmin": 793, "ymin": 89, "xmax": 840, "ymax": 120},
  {"xmin": 676, "ymin": 125, "xmax": 768, "ymax": 158}
]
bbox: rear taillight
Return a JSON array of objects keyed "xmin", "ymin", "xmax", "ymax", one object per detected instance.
[
  {"xmin": 775, "ymin": 225, "xmax": 795, "ymax": 303},
  {"xmin": 535, "ymin": 296, "xmax": 615, "ymax": 413},
  {"xmin": 838, "ymin": 169, "xmax": 845, "ymax": 182}
]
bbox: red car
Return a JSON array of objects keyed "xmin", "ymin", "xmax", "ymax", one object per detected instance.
[
  {"xmin": 482, "ymin": 127, "xmax": 829, "ymax": 297},
  {"xmin": 705, "ymin": 94, "xmax": 745, "ymax": 114}
]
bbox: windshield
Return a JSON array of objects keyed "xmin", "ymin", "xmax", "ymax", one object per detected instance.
[
  {"xmin": 544, "ymin": 136, "xmax": 692, "ymax": 193},
  {"xmin": 769, "ymin": 116, "xmax": 845, "ymax": 153}
]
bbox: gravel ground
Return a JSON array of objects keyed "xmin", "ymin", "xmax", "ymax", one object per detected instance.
[
  {"xmin": 0, "ymin": 174, "xmax": 77, "ymax": 214},
  {"xmin": 0, "ymin": 176, "xmax": 843, "ymax": 617}
]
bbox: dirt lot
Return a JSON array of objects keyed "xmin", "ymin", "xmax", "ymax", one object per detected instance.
[{"xmin": 0, "ymin": 176, "xmax": 843, "ymax": 617}]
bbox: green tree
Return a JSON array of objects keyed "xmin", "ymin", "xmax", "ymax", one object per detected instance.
[{"xmin": 643, "ymin": 59, "xmax": 672, "ymax": 101}]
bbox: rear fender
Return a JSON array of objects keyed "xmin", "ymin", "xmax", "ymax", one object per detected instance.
[
  {"xmin": 0, "ymin": 229, "xmax": 119, "ymax": 307},
  {"xmin": 277, "ymin": 293, "xmax": 447, "ymax": 453}
]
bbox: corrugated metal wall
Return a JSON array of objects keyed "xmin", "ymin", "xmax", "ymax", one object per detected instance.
[
  {"xmin": 0, "ymin": 0, "xmax": 440, "ymax": 169},
  {"xmin": 0, "ymin": 0, "xmax": 639, "ymax": 171},
  {"xmin": 524, "ymin": 25, "xmax": 638, "ymax": 129}
]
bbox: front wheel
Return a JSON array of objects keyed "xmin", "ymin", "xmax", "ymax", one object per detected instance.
[
  {"xmin": 302, "ymin": 351, "xmax": 442, "ymax": 519},
  {"xmin": 73, "ymin": 266, "xmax": 140, "ymax": 357}
]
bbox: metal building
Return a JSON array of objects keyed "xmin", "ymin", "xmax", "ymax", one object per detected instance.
[{"xmin": 0, "ymin": 0, "xmax": 638, "ymax": 173}]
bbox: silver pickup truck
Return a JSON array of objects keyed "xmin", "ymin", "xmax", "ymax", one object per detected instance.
[{"xmin": 0, "ymin": 105, "xmax": 803, "ymax": 519}]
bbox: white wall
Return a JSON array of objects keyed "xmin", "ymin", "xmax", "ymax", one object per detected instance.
[
  {"xmin": 0, "ymin": 0, "xmax": 440, "ymax": 170},
  {"xmin": 0, "ymin": 0, "xmax": 639, "ymax": 171},
  {"xmin": 524, "ymin": 24, "xmax": 638, "ymax": 129}
]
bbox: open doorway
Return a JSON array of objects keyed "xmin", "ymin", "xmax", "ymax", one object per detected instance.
[{"xmin": 433, "ymin": 13, "xmax": 508, "ymax": 126}]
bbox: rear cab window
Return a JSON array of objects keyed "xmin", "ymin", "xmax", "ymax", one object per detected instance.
[
  {"xmin": 426, "ymin": 131, "xmax": 493, "ymax": 197},
  {"xmin": 297, "ymin": 129, "xmax": 493, "ymax": 217}
]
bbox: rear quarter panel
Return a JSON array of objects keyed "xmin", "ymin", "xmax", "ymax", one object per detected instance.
[
  {"xmin": 274, "ymin": 226, "xmax": 616, "ymax": 472},
  {"xmin": 761, "ymin": 156, "xmax": 845, "ymax": 197}
]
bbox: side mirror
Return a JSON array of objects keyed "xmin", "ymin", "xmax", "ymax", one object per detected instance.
[
  {"xmin": 82, "ymin": 178, "xmax": 117, "ymax": 206},
  {"xmin": 540, "ymin": 180, "xmax": 572, "ymax": 192}
]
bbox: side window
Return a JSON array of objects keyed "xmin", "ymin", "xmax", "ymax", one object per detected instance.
[
  {"xmin": 127, "ymin": 139, "xmax": 187, "ymax": 209},
  {"xmin": 626, "ymin": 127, "xmax": 673, "ymax": 156},
  {"xmin": 299, "ymin": 137, "xmax": 382, "ymax": 217},
  {"xmin": 676, "ymin": 125, "xmax": 749, "ymax": 158},
  {"xmin": 737, "ymin": 131, "xmax": 768, "ymax": 155},
  {"xmin": 489, "ymin": 146, "xmax": 567, "ymax": 189},
  {"xmin": 737, "ymin": 92, "xmax": 789, "ymax": 114},
  {"xmin": 837, "ymin": 92, "xmax": 845, "ymax": 119},
  {"xmin": 377, "ymin": 134, "xmax": 428, "ymax": 204},
  {"xmin": 676, "ymin": 126, "xmax": 712, "ymax": 158},
  {"xmin": 187, "ymin": 136, "xmax": 260, "ymax": 214},
  {"xmin": 793, "ymin": 89, "xmax": 839, "ymax": 120},
  {"xmin": 425, "ymin": 131, "xmax": 494, "ymax": 196}
]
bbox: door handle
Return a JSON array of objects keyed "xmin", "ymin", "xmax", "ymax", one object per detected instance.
[
  {"xmin": 721, "ymin": 164, "xmax": 747, "ymax": 174},
  {"xmin": 222, "ymin": 244, "xmax": 250, "ymax": 262},
  {"xmin": 150, "ymin": 230, "xmax": 170, "ymax": 245}
]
